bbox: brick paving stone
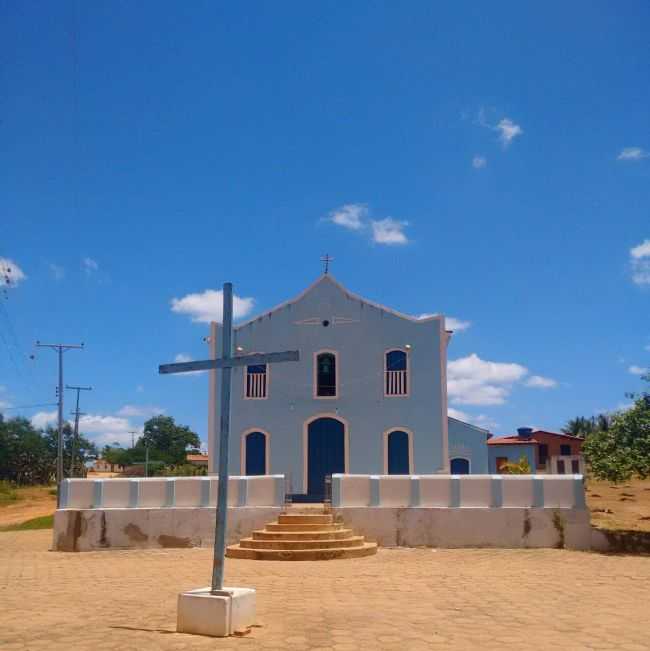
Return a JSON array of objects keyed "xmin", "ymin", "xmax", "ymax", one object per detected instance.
[{"xmin": 1, "ymin": 530, "xmax": 650, "ymax": 650}]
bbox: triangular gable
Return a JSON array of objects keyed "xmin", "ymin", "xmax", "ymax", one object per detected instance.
[{"xmin": 235, "ymin": 274, "xmax": 443, "ymax": 330}]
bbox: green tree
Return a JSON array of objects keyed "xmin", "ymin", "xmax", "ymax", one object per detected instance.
[
  {"xmin": 583, "ymin": 375, "xmax": 650, "ymax": 482},
  {"xmin": 500, "ymin": 455, "xmax": 532, "ymax": 475},
  {"xmin": 0, "ymin": 417, "xmax": 54, "ymax": 484},
  {"xmin": 138, "ymin": 415, "xmax": 200, "ymax": 466},
  {"xmin": 43, "ymin": 424, "xmax": 97, "ymax": 478}
]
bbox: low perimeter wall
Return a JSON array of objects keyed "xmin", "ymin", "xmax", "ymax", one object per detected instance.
[
  {"xmin": 53, "ymin": 476, "xmax": 284, "ymax": 552},
  {"xmin": 60, "ymin": 475, "xmax": 285, "ymax": 509},
  {"xmin": 331, "ymin": 474, "xmax": 592, "ymax": 550},
  {"xmin": 54, "ymin": 506, "xmax": 280, "ymax": 552},
  {"xmin": 331, "ymin": 474, "xmax": 585, "ymax": 509}
]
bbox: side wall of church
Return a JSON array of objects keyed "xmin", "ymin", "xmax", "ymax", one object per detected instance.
[
  {"xmin": 447, "ymin": 417, "xmax": 489, "ymax": 474},
  {"xmin": 211, "ymin": 278, "xmax": 448, "ymax": 493}
]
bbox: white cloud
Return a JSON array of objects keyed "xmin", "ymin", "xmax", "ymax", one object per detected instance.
[
  {"xmin": 31, "ymin": 410, "xmax": 140, "ymax": 446},
  {"xmin": 448, "ymin": 353, "xmax": 528, "ymax": 406},
  {"xmin": 446, "ymin": 317, "xmax": 471, "ymax": 332},
  {"xmin": 628, "ymin": 365, "xmax": 648, "ymax": 376},
  {"xmin": 630, "ymin": 239, "xmax": 650, "ymax": 259},
  {"xmin": 472, "ymin": 155, "xmax": 487, "ymax": 169},
  {"xmin": 476, "ymin": 109, "xmax": 522, "ymax": 148},
  {"xmin": 496, "ymin": 118, "xmax": 523, "ymax": 147},
  {"xmin": 117, "ymin": 404, "xmax": 166, "ymax": 418},
  {"xmin": 448, "ymin": 407, "xmax": 497, "ymax": 430},
  {"xmin": 617, "ymin": 147, "xmax": 649, "ymax": 161},
  {"xmin": 328, "ymin": 203, "xmax": 367, "ymax": 230},
  {"xmin": 171, "ymin": 289, "xmax": 255, "ymax": 323},
  {"xmin": 371, "ymin": 218, "xmax": 409, "ymax": 245},
  {"xmin": 31, "ymin": 410, "xmax": 57, "ymax": 429},
  {"xmin": 0, "ymin": 400, "xmax": 12, "ymax": 410},
  {"xmin": 416, "ymin": 314, "xmax": 471, "ymax": 332},
  {"xmin": 524, "ymin": 375, "xmax": 558, "ymax": 389},
  {"xmin": 0, "ymin": 258, "xmax": 26, "ymax": 288},
  {"xmin": 82, "ymin": 257, "xmax": 99, "ymax": 274},
  {"xmin": 448, "ymin": 407, "xmax": 469, "ymax": 421},
  {"xmin": 630, "ymin": 239, "xmax": 650, "ymax": 286}
]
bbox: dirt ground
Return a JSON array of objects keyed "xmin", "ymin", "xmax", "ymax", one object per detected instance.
[
  {"xmin": 586, "ymin": 478, "xmax": 650, "ymax": 532},
  {"xmin": 0, "ymin": 485, "xmax": 56, "ymax": 527},
  {"xmin": 2, "ymin": 529, "xmax": 650, "ymax": 650}
]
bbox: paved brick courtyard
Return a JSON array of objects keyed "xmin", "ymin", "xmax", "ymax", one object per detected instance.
[{"xmin": 1, "ymin": 530, "xmax": 649, "ymax": 650}]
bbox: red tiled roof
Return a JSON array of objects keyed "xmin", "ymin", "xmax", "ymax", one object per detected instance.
[
  {"xmin": 488, "ymin": 436, "xmax": 538, "ymax": 446},
  {"xmin": 186, "ymin": 454, "xmax": 208, "ymax": 462},
  {"xmin": 488, "ymin": 430, "xmax": 583, "ymax": 446}
]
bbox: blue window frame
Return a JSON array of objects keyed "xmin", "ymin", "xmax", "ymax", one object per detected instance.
[
  {"xmin": 387, "ymin": 430, "xmax": 410, "ymax": 474},
  {"xmin": 450, "ymin": 458, "xmax": 470, "ymax": 474},
  {"xmin": 245, "ymin": 431, "xmax": 266, "ymax": 475}
]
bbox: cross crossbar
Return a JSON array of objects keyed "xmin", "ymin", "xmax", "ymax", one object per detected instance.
[{"xmin": 158, "ymin": 350, "xmax": 299, "ymax": 375}]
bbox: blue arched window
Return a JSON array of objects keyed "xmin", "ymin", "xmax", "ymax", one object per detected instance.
[
  {"xmin": 450, "ymin": 457, "xmax": 470, "ymax": 475},
  {"xmin": 245, "ymin": 431, "xmax": 267, "ymax": 475},
  {"xmin": 387, "ymin": 430, "xmax": 410, "ymax": 474},
  {"xmin": 385, "ymin": 350, "xmax": 408, "ymax": 396},
  {"xmin": 316, "ymin": 352, "xmax": 337, "ymax": 397}
]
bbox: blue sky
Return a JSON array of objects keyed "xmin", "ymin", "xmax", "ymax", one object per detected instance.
[{"xmin": 2, "ymin": 1, "xmax": 649, "ymax": 448}]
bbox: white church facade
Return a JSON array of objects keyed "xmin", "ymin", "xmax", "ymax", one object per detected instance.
[{"xmin": 209, "ymin": 274, "xmax": 489, "ymax": 501}]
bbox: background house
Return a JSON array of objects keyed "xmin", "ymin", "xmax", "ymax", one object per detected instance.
[{"xmin": 488, "ymin": 427, "xmax": 584, "ymax": 474}]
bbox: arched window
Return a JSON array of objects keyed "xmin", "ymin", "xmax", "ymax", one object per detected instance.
[
  {"xmin": 245, "ymin": 431, "xmax": 267, "ymax": 475},
  {"xmin": 385, "ymin": 349, "xmax": 408, "ymax": 396},
  {"xmin": 246, "ymin": 364, "xmax": 267, "ymax": 399},
  {"xmin": 387, "ymin": 430, "xmax": 411, "ymax": 474},
  {"xmin": 450, "ymin": 457, "xmax": 470, "ymax": 475},
  {"xmin": 315, "ymin": 352, "xmax": 337, "ymax": 397}
]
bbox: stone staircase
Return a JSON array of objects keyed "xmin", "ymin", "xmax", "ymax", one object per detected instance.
[{"xmin": 226, "ymin": 512, "xmax": 377, "ymax": 560}]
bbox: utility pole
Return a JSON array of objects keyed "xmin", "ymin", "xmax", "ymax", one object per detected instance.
[
  {"xmin": 66, "ymin": 385, "xmax": 92, "ymax": 477},
  {"xmin": 36, "ymin": 341, "xmax": 84, "ymax": 506},
  {"xmin": 128, "ymin": 430, "xmax": 138, "ymax": 449}
]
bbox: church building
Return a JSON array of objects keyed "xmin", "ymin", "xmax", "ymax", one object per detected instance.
[{"xmin": 209, "ymin": 274, "xmax": 489, "ymax": 500}]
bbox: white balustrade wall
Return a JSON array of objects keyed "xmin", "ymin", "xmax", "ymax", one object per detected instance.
[
  {"xmin": 60, "ymin": 475, "xmax": 285, "ymax": 509},
  {"xmin": 332, "ymin": 474, "xmax": 586, "ymax": 510}
]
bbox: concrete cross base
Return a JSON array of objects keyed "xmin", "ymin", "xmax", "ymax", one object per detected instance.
[{"xmin": 177, "ymin": 586, "xmax": 256, "ymax": 637}]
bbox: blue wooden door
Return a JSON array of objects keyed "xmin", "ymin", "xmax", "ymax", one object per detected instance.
[
  {"xmin": 245, "ymin": 431, "xmax": 266, "ymax": 475},
  {"xmin": 307, "ymin": 418, "xmax": 345, "ymax": 500},
  {"xmin": 387, "ymin": 430, "xmax": 410, "ymax": 474},
  {"xmin": 450, "ymin": 457, "xmax": 470, "ymax": 474}
]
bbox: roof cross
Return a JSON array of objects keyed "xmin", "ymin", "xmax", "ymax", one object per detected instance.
[{"xmin": 320, "ymin": 253, "xmax": 333, "ymax": 274}]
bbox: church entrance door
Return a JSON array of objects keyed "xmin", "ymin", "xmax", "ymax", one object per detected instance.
[{"xmin": 307, "ymin": 417, "xmax": 345, "ymax": 501}]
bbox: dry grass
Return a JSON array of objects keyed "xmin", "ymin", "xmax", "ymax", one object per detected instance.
[{"xmin": 586, "ymin": 477, "xmax": 650, "ymax": 532}]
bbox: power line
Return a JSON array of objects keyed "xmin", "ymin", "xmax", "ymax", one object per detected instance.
[{"xmin": 1, "ymin": 402, "xmax": 58, "ymax": 411}]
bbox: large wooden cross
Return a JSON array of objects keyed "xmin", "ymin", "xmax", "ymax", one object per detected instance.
[{"xmin": 159, "ymin": 282, "xmax": 299, "ymax": 593}]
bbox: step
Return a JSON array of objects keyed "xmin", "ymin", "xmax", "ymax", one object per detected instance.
[
  {"xmin": 239, "ymin": 536, "xmax": 365, "ymax": 550},
  {"xmin": 278, "ymin": 514, "xmax": 333, "ymax": 525},
  {"xmin": 265, "ymin": 522, "xmax": 344, "ymax": 532},
  {"xmin": 225, "ymin": 542, "xmax": 378, "ymax": 561},
  {"xmin": 252, "ymin": 529, "xmax": 354, "ymax": 541}
]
